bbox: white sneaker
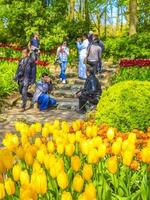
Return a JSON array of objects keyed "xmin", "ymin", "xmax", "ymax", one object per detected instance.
[{"xmin": 62, "ymin": 80, "xmax": 66, "ymax": 84}]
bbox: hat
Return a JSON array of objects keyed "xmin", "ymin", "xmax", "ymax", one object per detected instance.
[{"xmin": 89, "ymin": 31, "xmax": 93, "ymax": 35}]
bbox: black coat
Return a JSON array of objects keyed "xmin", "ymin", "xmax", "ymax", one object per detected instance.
[
  {"xmin": 14, "ymin": 56, "xmax": 36, "ymax": 85},
  {"xmin": 82, "ymin": 75, "xmax": 102, "ymax": 96}
]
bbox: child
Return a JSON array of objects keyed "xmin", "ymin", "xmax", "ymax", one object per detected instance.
[{"xmin": 33, "ymin": 73, "xmax": 57, "ymax": 111}]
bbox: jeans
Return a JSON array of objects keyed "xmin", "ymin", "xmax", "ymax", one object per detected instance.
[
  {"xmin": 38, "ymin": 93, "xmax": 57, "ymax": 111},
  {"xmin": 18, "ymin": 82, "xmax": 33, "ymax": 109},
  {"xmin": 59, "ymin": 61, "xmax": 67, "ymax": 81}
]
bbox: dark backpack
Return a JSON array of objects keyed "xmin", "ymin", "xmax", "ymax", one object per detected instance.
[{"xmin": 14, "ymin": 58, "xmax": 29, "ymax": 81}]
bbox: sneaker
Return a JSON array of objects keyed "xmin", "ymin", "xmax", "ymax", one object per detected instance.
[{"xmin": 62, "ymin": 80, "xmax": 66, "ymax": 84}]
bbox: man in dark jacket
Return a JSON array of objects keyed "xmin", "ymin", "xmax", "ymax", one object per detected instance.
[
  {"xmin": 14, "ymin": 47, "xmax": 36, "ymax": 111},
  {"xmin": 76, "ymin": 67, "xmax": 102, "ymax": 114}
]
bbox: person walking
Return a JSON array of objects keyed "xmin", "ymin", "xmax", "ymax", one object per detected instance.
[
  {"xmin": 76, "ymin": 67, "xmax": 102, "ymax": 114},
  {"xmin": 29, "ymin": 32, "xmax": 40, "ymax": 61},
  {"xmin": 14, "ymin": 47, "xmax": 36, "ymax": 111},
  {"xmin": 76, "ymin": 33, "xmax": 89, "ymax": 80},
  {"xmin": 86, "ymin": 37, "xmax": 102, "ymax": 74},
  {"xmin": 56, "ymin": 41, "xmax": 69, "ymax": 84}
]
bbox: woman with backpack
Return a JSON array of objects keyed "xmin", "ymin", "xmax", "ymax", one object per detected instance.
[{"xmin": 56, "ymin": 41, "xmax": 69, "ymax": 84}]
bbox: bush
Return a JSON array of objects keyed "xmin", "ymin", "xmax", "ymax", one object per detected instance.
[
  {"xmin": 96, "ymin": 81, "xmax": 150, "ymax": 132},
  {"xmin": 103, "ymin": 32, "xmax": 150, "ymax": 62},
  {"xmin": 111, "ymin": 67, "xmax": 150, "ymax": 84}
]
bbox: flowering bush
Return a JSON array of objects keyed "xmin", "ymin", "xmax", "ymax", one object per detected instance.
[
  {"xmin": 0, "ymin": 120, "xmax": 150, "ymax": 199},
  {"xmin": 120, "ymin": 59, "xmax": 150, "ymax": 67},
  {"xmin": 96, "ymin": 81, "xmax": 150, "ymax": 132}
]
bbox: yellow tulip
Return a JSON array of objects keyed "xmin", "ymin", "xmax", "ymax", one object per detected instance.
[
  {"xmin": 65, "ymin": 143, "xmax": 75, "ymax": 157},
  {"xmin": 12, "ymin": 164, "xmax": 21, "ymax": 181},
  {"xmin": 92, "ymin": 136, "xmax": 102, "ymax": 148},
  {"xmin": 34, "ymin": 122, "xmax": 42, "ymax": 133},
  {"xmin": 112, "ymin": 141, "xmax": 122, "ymax": 155},
  {"xmin": 84, "ymin": 183, "xmax": 96, "ymax": 200},
  {"xmin": 31, "ymin": 171, "xmax": 47, "ymax": 195},
  {"xmin": 20, "ymin": 184, "xmax": 37, "ymax": 200},
  {"xmin": 75, "ymin": 131, "xmax": 82, "ymax": 142},
  {"xmin": 72, "ymin": 174, "xmax": 84, "ymax": 193},
  {"xmin": 72, "ymin": 121, "xmax": 80, "ymax": 132},
  {"xmin": 106, "ymin": 156, "xmax": 118, "ymax": 174},
  {"xmin": 71, "ymin": 156, "xmax": 81, "ymax": 172},
  {"xmin": 78, "ymin": 193, "xmax": 87, "ymax": 200},
  {"xmin": 20, "ymin": 170, "xmax": 30, "ymax": 186},
  {"xmin": 82, "ymin": 164, "xmax": 93, "ymax": 181},
  {"xmin": 57, "ymin": 171, "xmax": 68, "ymax": 190},
  {"xmin": 122, "ymin": 140, "xmax": 129, "ymax": 152},
  {"xmin": 61, "ymin": 121, "xmax": 69, "ymax": 133},
  {"xmin": 80, "ymin": 140, "xmax": 89, "ymax": 155},
  {"xmin": 47, "ymin": 141, "xmax": 55, "ymax": 153},
  {"xmin": 25, "ymin": 152, "xmax": 34, "ymax": 166},
  {"xmin": 141, "ymin": 147, "xmax": 150, "ymax": 164},
  {"xmin": 50, "ymin": 167, "xmax": 58, "ymax": 178},
  {"xmin": 68, "ymin": 134, "xmax": 76, "ymax": 144},
  {"xmin": 57, "ymin": 143, "xmax": 65, "ymax": 154},
  {"xmin": 0, "ymin": 183, "xmax": 5, "ymax": 199},
  {"xmin": 48, "ymin": 155, "xmax": 57, "ymax": 169},
  {"xmin": 15, "ymin": 146, "xmax": 24, "ymax": 160},
  {"xmin": 91, "ymin": 125, "xmax": 98, "ymax": 137},
  {"xmin": 36, "ymin": 149, "xmax": 45, "ymax": 164},
  {"xmin": 33, "ymin": 160, "xmax": 41, "ymax": 172},
  {"xmin": 2, "ymin": 150, "xmax": 14, "ymax": 170},
  {"xmin": 4, "ymin": 178, "xmax": 15, "ymax": 195},
  {"xmin": 123, "ymin": 150, "xmax": 134, "ymax": 166},
  {"xmin": 98, "ymin": 143, "xmax": 107, "ymax": 158},
  {"xmin": 107, "ymin": 128, "xmax": 115, "ymax": 141},
  {"xmin": 35, "ymin": 138, "xmax": 42, "ymax": 148},
  {"xmin": 86, "ymin": 126, "xmax": 93, "ymax": 138},
  {"xmin": 128, "ymin": 133, "xmax": 136, "ymax": 144},
  {"xmin": 54, "ymin": 120, "xmax": 60, "ymax": 129},
  {"xmin": 42, "ymin": 127, "xmax": 49, "ymax": 137},
  {"xmin": 61, "ymin": 191, "xmax": 72, "ymax": 200},
  {"xmin": 3, "ymin": 133, "xmax": 19, "ymax": 150},
  {"xmin": 87, "ymin": 148, "xmax": 99, "ymax": 164}
]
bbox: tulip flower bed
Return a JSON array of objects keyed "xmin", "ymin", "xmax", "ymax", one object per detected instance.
[{"xmin": 0, "ymin": 120, "xmax": 150, "ymax": 200}]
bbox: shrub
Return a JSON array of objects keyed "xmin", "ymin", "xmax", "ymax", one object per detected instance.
[
  {"xmin": 111, "ymin": 66, "xmax": 150, "ymax": 84},
  {"xmin": 103, "ymin": 32, "xmax": 150, "ymax": 62},
  {"xmin": 96, "ymin": 80, "xmax": 150, "ymax": 132}
]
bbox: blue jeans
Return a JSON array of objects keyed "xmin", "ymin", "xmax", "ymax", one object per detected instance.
[
  {"xmin": 38, "ymin": 93, "xmax": 57, "ymax": 111},
  {"xmin": 59, "ymin": 61, "xmax": 67, "ymax": 81}
]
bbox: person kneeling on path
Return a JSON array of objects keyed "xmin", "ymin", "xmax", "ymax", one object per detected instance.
[
  {"xmin": 33, "ymin": 73, "xmax": 57, "ymax": 111},
  {"xmin": 76, "ymin": 67, "xmax": 102, "ymax": 114},
  {"xmin": 14, "ymin": 47, "xmax": 36, "ymax": 112}
]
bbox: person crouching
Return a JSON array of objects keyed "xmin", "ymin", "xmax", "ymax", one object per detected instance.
[
  {"xmin": 33, "ymin": 73, "xmax": 57, "ymax": 111},
  {"xmin": 76, "ymin": 67, "xmax": 102, "ymax": 114}
]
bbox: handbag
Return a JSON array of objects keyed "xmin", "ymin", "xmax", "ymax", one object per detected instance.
[{"xmin": 54, "ymin": 57, "xmax": 62, "ymax": 65}]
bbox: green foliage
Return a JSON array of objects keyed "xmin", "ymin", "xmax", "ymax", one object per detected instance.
[
  {"xmin": 103, "ymin": 32, "xmax": 150, "ymax": 62},
  {"xmin": 0, "ymin": 61, "xmax": 50, "ymax": 98},
  {"xmin": 96, "ymin": 80, "xmax": 150, "ymax": 132},
  {"xmin": 111, "ymin": 67, "xmax": 150, "ymax": 84}
]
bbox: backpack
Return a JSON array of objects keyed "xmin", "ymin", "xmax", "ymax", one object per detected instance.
[{"xmin": 15, "ymin": 57, "xmax": 29, "ymax": 81}]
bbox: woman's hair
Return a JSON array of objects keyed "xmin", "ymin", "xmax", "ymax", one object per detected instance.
[
  {"xmin": 62, "ymin": 40, "xmax": 67, "ymax": 45},
  {"xmin": 82, "ymin": 33, "xmax": 88, "ymax": 39},
  {"xmin": 22, "ymin": 47, "xmax": 30, "ymax": 53}
]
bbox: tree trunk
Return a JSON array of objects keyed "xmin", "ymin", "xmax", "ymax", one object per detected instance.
[
  {"xmin": 104, "ymin": 7, "xmax": 107, "ymax": 38},
  {"xmin": 84, "ymin": 0, "xmax": 90, "ymax": 32},
  {"xmin": 116, "ymin": 1, "xmax": 120, "ymax": 29},
  {"xmin": 129, "ymin": 0, "xmax": 137, "ymax": 35},
  {"xmin": 96, "ymin": 13, "xmax": 101, "ymax": 37},
  {"xmin": 69, "ymin": 0, "xmax": 75, "ymax": 21}
]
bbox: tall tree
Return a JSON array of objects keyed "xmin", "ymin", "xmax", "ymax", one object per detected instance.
[
  {"xmin": 129, "ymin": 0, "xmax": 137, "ymax": 35},
  {"xmin": 69, "ymin": 0, "xmax": 75, "ymax": 21}
]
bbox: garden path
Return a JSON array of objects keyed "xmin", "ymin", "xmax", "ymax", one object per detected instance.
[{"xmin": 0, "ymin": 64, "xmax": 117, "ymax": 141}]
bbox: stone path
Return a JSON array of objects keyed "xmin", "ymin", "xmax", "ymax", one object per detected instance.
[{"xmin": 0, "ymin": 65, "xmax": 117, "ymax": 140}]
